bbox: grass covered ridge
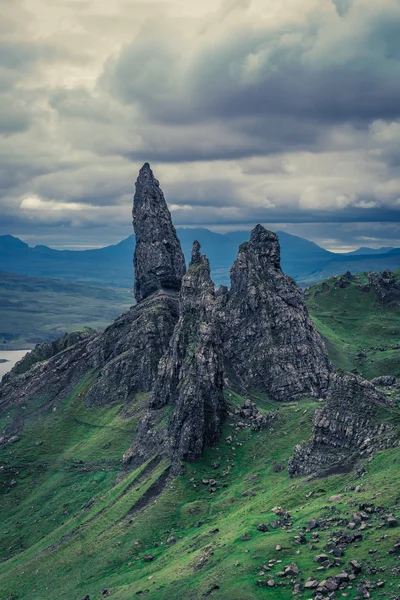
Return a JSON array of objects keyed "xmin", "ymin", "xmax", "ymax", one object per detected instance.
[{"xmin": 306, "ymin": 270, "xmax": 400, "ymax": 379}]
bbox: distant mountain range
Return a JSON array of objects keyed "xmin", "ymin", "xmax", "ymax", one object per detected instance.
[{"xmin": 1, "ymin": 230, "xmax": 399, "ymax": 288}]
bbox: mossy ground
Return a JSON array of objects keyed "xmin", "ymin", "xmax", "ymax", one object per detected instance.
[
  {"xmin": 306, "ymin": 271, "xmax": 400, "ymax": 379},
  {"xmin": 1, "ymin": 384, "xmax": 400, "ymax": 600}
]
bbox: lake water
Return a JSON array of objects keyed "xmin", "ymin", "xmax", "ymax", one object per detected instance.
[{"xmin": 0, "ymin": 350, "xmax": 30, "ymax": 379}]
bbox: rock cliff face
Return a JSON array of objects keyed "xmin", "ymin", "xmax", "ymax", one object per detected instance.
[
  {"xmin": 288, "ymin": 373, "xmax": 396, "ymax": 477},
  {"xmin": 220, "ymin": 225, "xmax": 331, "ymax": 401},
  {"xmin": 133, "ymin": 162, "xmax": 186, "ymax": 302},
  {"xmin": 130, "ymin": 242, "xmax": 226, "ymax": 466}
]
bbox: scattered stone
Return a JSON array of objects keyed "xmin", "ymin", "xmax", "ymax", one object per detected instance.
[
  {"xmin": 284, "ymin": 563, "xmax": 299, "ymax": 576},
  {"xmin": 143, "ymin": 555, "xmax": 155, "ymax": 562},
  {"xmin": 387, "ymin": 515, "xmax": 398, "ymax": 528},
  {"xmin": 167, "ymin": 536, "xmax": 176, "ymax": 544},
  {"xmin": 304, "ymin": 578, "xmax": 319, "ymax": 589},
  {"xmin": 314, "ymin": 554, "xmax": 329, "ymax": 563},
  {"xmin": 329, "ymin": 494, "xmax": 343, "ymax": 502},
  {"xmin": 350, "ymin": 560, "xmax": 362, "ymax": 574}
]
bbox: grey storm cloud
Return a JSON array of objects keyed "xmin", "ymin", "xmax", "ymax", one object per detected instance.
[
  {"xmin": 0, "ymin": 0, "xmax": 399, "ymax": 251},
  {"xmin": 101, "ymin": 5, "xmax": 400, "ymax": 128}
]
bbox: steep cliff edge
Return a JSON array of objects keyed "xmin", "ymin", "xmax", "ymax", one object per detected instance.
[{"xmin": 220, "ymin": 225, "xmax": 332, "ymax": 401}]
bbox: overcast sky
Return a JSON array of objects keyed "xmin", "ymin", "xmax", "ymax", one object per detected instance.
[{"xmin": 1, "ymin": 0, "xmax": 400, "ymax": 251}]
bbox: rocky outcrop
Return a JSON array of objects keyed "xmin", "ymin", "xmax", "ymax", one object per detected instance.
[
  {"xmin": 219, "ymin": 225, "xmax": 332, "ymax": 401},
  {"xmin": 133, "ymin": 162, "xmax": 186, "ymax": 302},
  {"xmin": 288, "ymin": 373, "xmax": 396, "ymax": 477},
  {"xmin": 366, "ymin": 270, "xmax": 400, "ymax": 305},
  {"xmin": 83, "ymin": 292, "xmax": 179, "ymax": 406},
  {"xmin": 371, "ymin": 375, "xmax": 397, "ymax": 387},
  {"xmin": 129, "ymin": 242, "xmax": 226, "ymax": 466},
  {"xmin": 0, "ymin": 164, "xmax": 185, "ymax": 429}
]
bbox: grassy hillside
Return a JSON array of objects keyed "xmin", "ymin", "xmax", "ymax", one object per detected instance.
[
  {"xmin": 0, "ymin": 271, "xmax": 133, "ymax": 349},
  {"xmin": 306, "ymin": 271, "xmax": 400, "ymax": 379},
  {"xmin": 1, "ymin": 271, "xmax": 400, "ymax": 599},
  {"xmin": 1, "ymin": 379, "xmax": 400, "ymax": 600}
]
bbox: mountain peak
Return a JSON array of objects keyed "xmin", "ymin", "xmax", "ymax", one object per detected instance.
[
  {"xmin": 0, "ymin": 235, "xmax": 29, "ymax": 251},
  {"xmin": 132, "ymin": 164, "xmax": 186, "ymax": 302}
]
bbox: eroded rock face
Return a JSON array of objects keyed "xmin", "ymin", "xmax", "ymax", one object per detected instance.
[
  {"xmin": 83, "ymin": 292, "xmax": 179, "ymax": 406},
  {"xmin": 288, "ymin": 373, "xmax": 396, "ymax": 477},
  {"xmin": 0, "ymin": 293, "xmax": 180, "ymax": 433},
  {"xmin": 131, "ymin": 242, "xmax": 226, "ymax": 465},
  {"xmin": 133, "ymin": 162, "xmax": 186, "ymax": 302},
  {"xmin": 220, "ymin": 225, "xmax": 332, "ymax": 401}
]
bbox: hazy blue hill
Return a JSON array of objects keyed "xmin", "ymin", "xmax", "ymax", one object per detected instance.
[
  {"xmin": 347, "ymin": 246, "xmax": 395, "ymax": 255},
  {"xmin": 1, "ymin": 231, "xmax": 399, "ymax": 288},
  {"xmin": 0, "ymin": 271, "xmax": 132, "ymax": 349}
]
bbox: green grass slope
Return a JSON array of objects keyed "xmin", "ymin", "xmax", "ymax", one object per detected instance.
[
  {"xmin": 0, "ymin": 271, "xmax": 133, "ymax": 349},
  {"xmin": 306, "ymin": 271, "xmax": 400, "ymax": 379},
  {"xmin": 1, "ymin": 380, "xmax": 400, "ymax": 600}
]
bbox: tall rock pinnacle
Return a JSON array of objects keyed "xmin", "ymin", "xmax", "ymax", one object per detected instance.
[
  {"xmin": 133, "ymin": 163, "xmax": 186, "ymax": 302},
  {"xmin": 220, "ymin": 224, "xmax": 332, "ymax": 401},
  {"xmin": 152, "ymin": 241, "xmax": 226, "ymax": 461},
  {"xmin": 130, "ymin": 241, "xmax": 226, "ymax": 467}
]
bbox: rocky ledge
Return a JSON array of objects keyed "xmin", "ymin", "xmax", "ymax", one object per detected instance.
[{"xmin": 288, "ymin": 372, "xmax": 397, "ymax": 477}]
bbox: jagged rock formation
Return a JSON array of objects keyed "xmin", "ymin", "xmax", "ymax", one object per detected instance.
[
  {"xmin": 133, "ymin": 162, "xmax": 186, "ymax": 302},
  {"xmin": 128, "ymin": 242, "xmax": 226, "ymax": 466},
  {"xmin": 219, "ymin": 225, "xmax": 332, "ymax": 401},
  {"xmin": 0, "ymin": 165, "xmax": 185, "ymax": 429},
  {"xmin": 288, "ymin": 373, "xmax": 396, "ymax": 477}
]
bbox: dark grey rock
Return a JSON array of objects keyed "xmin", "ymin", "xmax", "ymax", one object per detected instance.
[
  {"xmin": 133, "ymin": 162, "xmax": 186, "ymax": 302},
  {"xmin": 371, "ymin": 375, "xmax": 397, "ymax": 387},
  {"xmin": 366, "ymin": 270, "xmax": 400, "ymax": 305},
  {"xmin": 3, "ymin": 330, "xmax": 93, "ymax": 381},
  {"xmin": 219, "ymin": 225, "xmax": 332, "ymax": 401},
  {"xmin": 131, "ymin": 242, "xmax": 226, "ymax": 466},
  {"xmin": 288, "ymin": 373, "xmax": 396, "ymax": 477}
]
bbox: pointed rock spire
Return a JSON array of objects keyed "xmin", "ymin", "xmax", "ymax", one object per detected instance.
[
  {"xmin": 230, "ymin": 225, "xmax": 280, "ymax": 295},
  {"xmin": 133, "ymin": 163, "xmax": 186, "ymax": 302},
  {"xmin": 146, "ymin": 241, "xmax": 226, "ymax": 462},
  {"xmin": 222, "ymin": 224, "xmax": 332, "ymax": 401}
]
